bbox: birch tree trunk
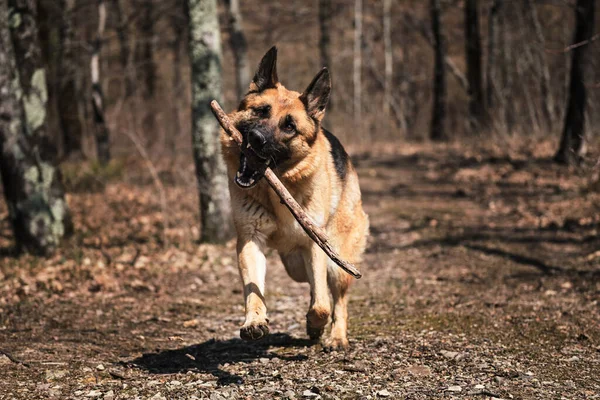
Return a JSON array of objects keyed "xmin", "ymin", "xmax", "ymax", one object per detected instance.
[
  {"xmin": 464, "ymin": 0, "xmax": 485, "ymax": 129},
  {"xmin": 224, "ymin": 0, "xmax": 250, "ymax": 101},
  {"xmin": 91, "ymin": 0, "xmax": 110, "ymax": 164},
  {"xmin": 353, "ymin": 0, "xmax": 362, "ymax": 122},
  {"xmin": 383, "ymin": 0, "xmax": 392, "ymax": 118},
  {"xmin": 430, "ymin": 0, "xmax": 446, "ymax": 141},
  {"xmin": 555, "ymin": 0, "xmax": 595, "ymax": 165},
  {"xmin": 187, "ymin": 0, "xmax": 232, "ymax": 243},
  {"xmin": 319, "ymin": 0, "xmax": 333, "ymax": 110},
  {"xmin": 0, "ymin": 0, "xmax": 72, "ymax": 255}
]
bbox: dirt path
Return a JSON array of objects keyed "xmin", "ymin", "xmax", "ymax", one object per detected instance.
[{"xmin": 1, "ymin": 145, "xmax": 599, "ymax": 399}]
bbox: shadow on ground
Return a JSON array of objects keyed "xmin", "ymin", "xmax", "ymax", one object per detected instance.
[{"xmin": 128, "ymin": 333, "xmax": 313, "ymax": 385}]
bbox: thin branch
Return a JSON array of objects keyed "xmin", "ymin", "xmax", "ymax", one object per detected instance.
[
  {"xmin": 121, "ymin": 128, "xmax": 169, "ymax": 246},
  {"xmin": 564, "ymin": 32, "xmax": 600, "ymax": 52},
  {"xmin": 403, "ymin": 13, "xmax": 470, "ymax": 92},
  {"xmin": 0, "ymin": 349, "xmax": 30, "ymax": 367}
]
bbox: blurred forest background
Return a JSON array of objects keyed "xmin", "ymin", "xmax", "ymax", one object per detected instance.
[{"xmin": 32, "ymin": 0, "xmax": 600, "ymax": 155}]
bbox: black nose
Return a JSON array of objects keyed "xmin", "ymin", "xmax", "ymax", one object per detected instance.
[{"xmin": 249, "ymin": 129, "xmax": 267, "ymax": 150}]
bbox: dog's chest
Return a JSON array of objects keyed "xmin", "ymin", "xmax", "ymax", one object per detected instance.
[{"xmin": 266, "ymin": 189, "xmax": 325, "ymax": 250}]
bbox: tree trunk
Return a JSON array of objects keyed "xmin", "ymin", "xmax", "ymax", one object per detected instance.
[
  {"xmin": 168, "ymin": 0, "xmax": 186, "ymax": 161},
  {"xmin": 353, "ymin": 0, "xmax": 362, "ymax": 122},
  {"xmin": 0, "ymin": 0, "xmax": 73, "ymax": 255},
  {"xmin": 224, "ymin": 0, "xmax": 250, "ymax": 101},
  {"xmin": 138, "ymin": 0, "xmax": 155, "ymax": 98},
  {"xmin": 430, "ymin": 0, "xmax": 447, "ymax": 141},
  {"xmin": 497, "ymin": 2, "xmax": 513, "ymax": 132},
  {"xmin": 485, "ymin": 0, "xmax": 501, "ymax": 110},
  {"xmin": 112, "ymin": 0, "xmax": 135, "ymax": 97},
  {"xmin": 91, "ymin": 0, "xmax": 110, "ymax": 164},
  {"xmin": 36, "ymin": 0, "xmax": 64, "ymax": 157},
  {"xmin": 555, "ymin": 0, "xmax": 595, "ymax": 165},
  {"xmin": 524, "ymin": 0, "xmax": 554, "ymax": 128},
  {"xmin": 187, "ymin": 0, "xmax": 232, "ymax": 243},
  {"xmin": 383, "ymin": 0, "xmax": 392, "ymax": 118},
  {"xmin": 57, "ymin": 0, "xmax": 85, "ymax": 158},
  {"xmin": 403, "ymin": 12, "xmax": 469, "ymax": 93},
  {"xmin": 319, "ymin": 0, "xmax": 333, "ymax": 110},
  {"xmin": 37, "ymin": 0, "xmax": 84, "ymax": 160},
  {"xmin": 464, "ymin": 0, "xmax": 485, "ymax": 129}
]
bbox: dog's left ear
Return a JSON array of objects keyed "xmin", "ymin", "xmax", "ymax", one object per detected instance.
[{"xmin": 300, "ymin": 68, "xmax": 331, "ymax": 121}]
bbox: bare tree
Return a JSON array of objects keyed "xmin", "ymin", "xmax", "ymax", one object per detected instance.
[
  {"xmin": 57, "ymin": 0, "xmax": 86, "ymax": 158},
  {"xmin": 524, "ymin": 0, "xmax": 554, "ymax": 127},
  {"xmin": 353, "ymin": 0, "xmax": 362, "ymax": 122},
  {"xmin": 168, "ymin": 0, "xmax": 186, "ymax": 159},
  {"xmin": 464, "ymin": 0, "xmax": 485, "ymax": 129},
  {"xmin": 187, "ymin": 0, "xmax": 232, "ymax": 242},
  {"xmin": 383, "ymin": 0, "xmax": 392, "ymax": 118},
  {"xmin": 486, "ymin": 0, "xmax": 501, "ymax": 109},
  {"xmin": 403, "ymin": 13, "xmax": 469, "ymax": 93},
  {"xmin": 137, "ymin": 0, "xmax": 155, "ymax": 97},
  {"xmin": 319, "ymin": 0, "xmax": 333, "ymax": 110},
  {"xmin": 497, "ymin": 2, "xmax": 513, "ymax": 131},
  {"xmin": 224, "ymin": 0, "xmax": 250, "ymax": 101},
  {"xmin": 555, "ymin": 0, "xmax": 595, "ymax": 165},
  {"xmin": 0, "ymin": 0, "xmax": 72, "ymax": 254},
  {"xmin": 430, "ymin": 0, "xmax": 446, "ymax": 141},
  {"xmin": 36, "ymin": 0, "xmax": 63, "ymax": 156},
  {"xmin": 91, "ymin": 0, "xmax": 110, "ymax": 164},
  {"xmin": 112, "ymin": 0, "xmax": 135, "ymax": 97}
]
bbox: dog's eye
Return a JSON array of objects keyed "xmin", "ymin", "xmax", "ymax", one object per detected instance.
[
  {"xmin": 253, "ymin": 105, "xmax": 271, "ymax": 119},
  {"xmin": 282, "ymin": 115, "xmax": 296, "ymax": 133}
]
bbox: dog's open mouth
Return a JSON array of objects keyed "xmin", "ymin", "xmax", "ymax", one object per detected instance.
[{"xmin": 235, "ymin": 140, "xmax": 270, "ymax": 189}]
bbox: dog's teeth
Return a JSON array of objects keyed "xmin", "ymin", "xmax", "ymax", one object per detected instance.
[
  {"xmin": 246, "ymin": 143, "xmax": 251, "ymax": 149},
  {"xmin": 236, "ymin": 171, "xmax": 241, "ymax": 178},
  {"xmin": 248, "ymin": 178, "xmax": 254, "ymax": 185},
  {"xmin": 266, "ymin": 160, "xmax": 271, "ymax": 165}
]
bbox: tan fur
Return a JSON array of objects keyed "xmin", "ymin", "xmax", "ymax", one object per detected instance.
[{"xmin": 221, "ymin": 55, "xmax": 368, "ymax": 350}]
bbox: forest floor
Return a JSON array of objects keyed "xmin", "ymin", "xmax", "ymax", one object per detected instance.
[{"xmin": 1, "ymin": 142, "xmax": 599, "ymax": 399}]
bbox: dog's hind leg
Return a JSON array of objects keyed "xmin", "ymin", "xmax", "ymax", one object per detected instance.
[
  {"xmin": 325, "ymin": 266, "xmax": 352, "ymax": 350},
  {"xmin": 303, "ymin": 245, "xmax": 331, "ymax": 340},
  {"xmin": 237, "ymin": 237, "xmax": 270, "ymax": 341}
]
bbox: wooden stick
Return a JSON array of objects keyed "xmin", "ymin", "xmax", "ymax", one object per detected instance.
[{"xmin": 210, "ymin": 100, "xmax": 362, "ymax": 279}]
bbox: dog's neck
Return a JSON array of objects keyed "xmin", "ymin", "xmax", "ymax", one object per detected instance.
[{"xmin": 279, "ymin": 129, "xmax": 327, "ymax": 186}]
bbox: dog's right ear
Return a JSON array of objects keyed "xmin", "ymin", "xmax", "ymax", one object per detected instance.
[{"xmin": 249, "ymin": 46, "xmax": 279, "ymax": 93}]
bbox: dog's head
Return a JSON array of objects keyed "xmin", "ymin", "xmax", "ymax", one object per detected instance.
[{"xmin": 232, "ymin": 46, "xmax": 331, "ymax": 189}]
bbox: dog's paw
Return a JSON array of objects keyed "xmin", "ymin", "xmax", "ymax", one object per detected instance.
[
  {"xmin": 306, "ymin": 307, "xmax": 329, "ymax": 340},
  {"xmin": 323, "ymin": 337, "xmax": 349, "ymax": 352},
  {"xmin": 307, "ymin": 324, "xmax": 325, "ymax": 341},
  {"xmin": 240, "ymin": 320, "xmax": 270, "ymax": 341}
]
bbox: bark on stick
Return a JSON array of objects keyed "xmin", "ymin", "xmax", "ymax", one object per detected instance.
[{"xmin": 210, "ymin": 100, "xmax": 362, "ymax": 280}]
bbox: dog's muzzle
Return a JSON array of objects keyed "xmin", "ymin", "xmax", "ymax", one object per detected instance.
[{"xmin": 235, "ymin": 128, "xmax": 271, "ymax": 189}]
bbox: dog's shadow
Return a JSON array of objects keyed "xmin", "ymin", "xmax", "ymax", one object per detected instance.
[{"xmin": 128, "ymin": 333, "xmax": 313, "ymax": 385}]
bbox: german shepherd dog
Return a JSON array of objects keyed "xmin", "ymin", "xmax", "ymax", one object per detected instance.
[{"xmin": 221, "ymin": 47, "xmax": 368, "ymax": 350}]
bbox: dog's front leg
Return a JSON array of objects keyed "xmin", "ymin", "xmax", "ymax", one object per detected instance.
[
  {"xmin": 304, "ymin": 244, "xmax": 331, "ymax": 340},
  {"xmin": 237, "ymin": 237, "xmax": 269, "ymax": 341}
]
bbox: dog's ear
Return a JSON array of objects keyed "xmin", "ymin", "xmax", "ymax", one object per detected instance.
[
  {"xmin": 300, "ymin": 68, "xmax": 331, "ymax": 121},
  {"xmin": 249, "ymin": 46, "xmax": 279, "ymax": 93}
]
